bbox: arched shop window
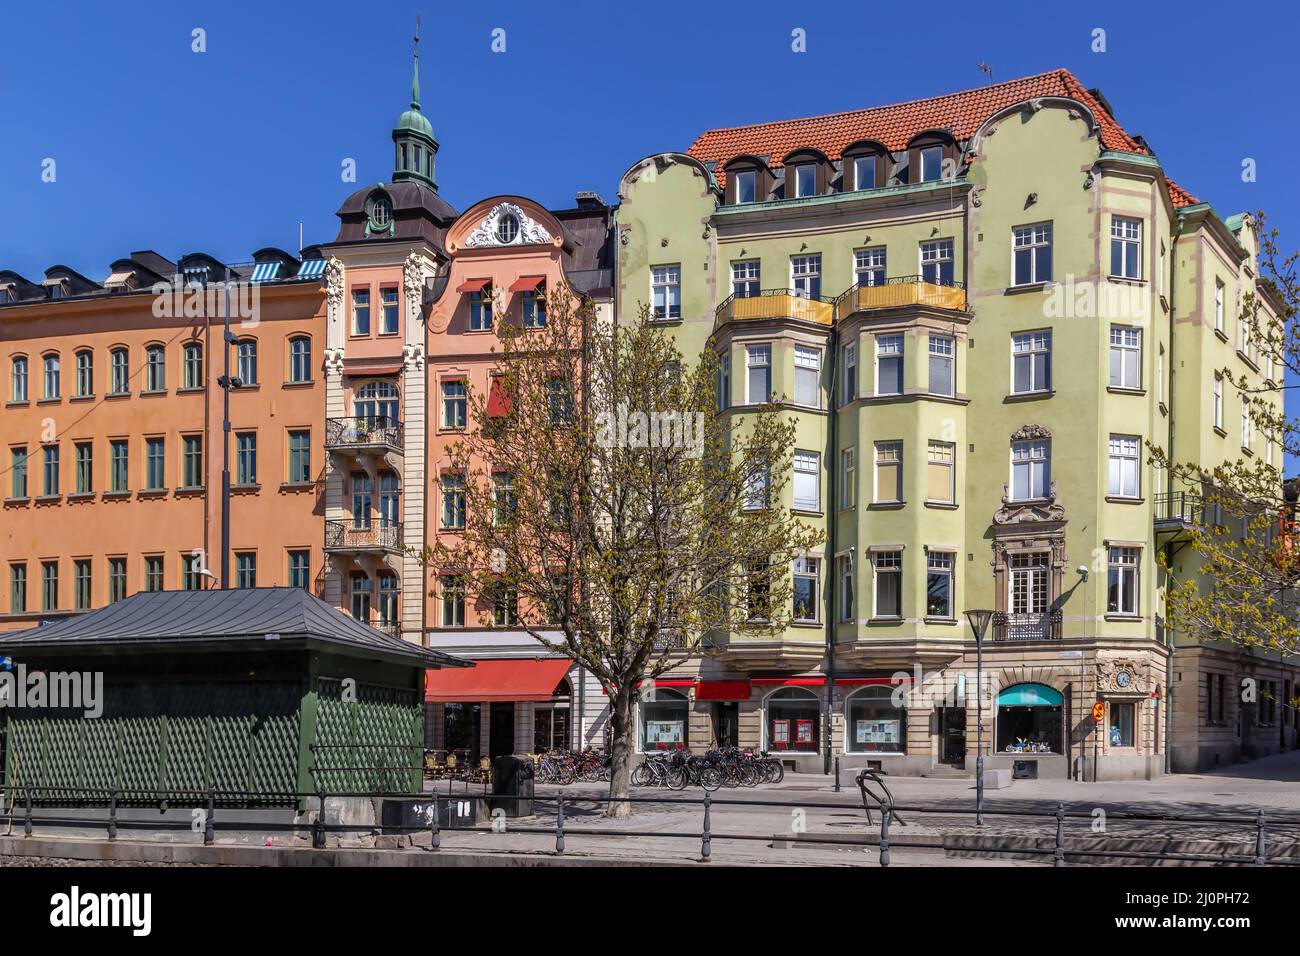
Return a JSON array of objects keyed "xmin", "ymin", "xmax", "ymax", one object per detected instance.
[
  {"xmin": 639, "ymin": 687, "xmax": 689, "ymax": 752},
  {"xmin": 845, "ymin": 685, "xmax": 906, "ymax": 753},
  {"xmin": 996, "ymin": 683, "xmax": 1063, "ymax": 754},
  {"xmin": 534, "ymin": 678, "xmax": 572, "ymax": 753},
  {"xmin": 765, "ymin": 686, "xmax": 819, "ymax": 752}
]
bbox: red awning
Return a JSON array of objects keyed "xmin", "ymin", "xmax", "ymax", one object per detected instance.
[
  {"xmin": 456, "ymin": 277, "xmax": 491, "ymax": 293},
  {"xmin": 836, "ymin": 677, "xmax": 914, "ymax": 686},
  {"xmin": 508, "ymin": 275, "xmax": 546, "ymax": 293},
  {"xmin": 751, "ymin": 677, "xmax": 826, "ymax": 687},
  {"xmin": 695, "ymin": 680, "xmax": 751, "ymax": 701},
  {"xmin": 425, "ymin": 658, "xmax": 571, "ymax": 702},
  {"xmin": 485, "ymin": 375, "xmax": 513, "ymax": 418}
]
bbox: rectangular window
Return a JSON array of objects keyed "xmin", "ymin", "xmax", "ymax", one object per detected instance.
[
  {"xmin": 110, "ymin": 439, "xmax": 129, "ymax": 492},
  {"xmin": 651, "ymin": 265, "xmax": 681, "ymax": 320},
  {"xmin": 377, "ymin": 572, "xmax": 399, "ymax": 628},
  {"xmin": 854, "ymin": 247, "xmax": 886, "ymax": 287},
  {"xmin": 145, "ymin": 437, "xmax": 165, "ymax": 490},
  {"xmin": 842, "ymin": 342, "xmax": 857, "ymax": 405},
  {"xmin": 42, "ymin": 444, "xmax": 58, "ymax": 496},
  {"xmin": 11, "ymin": 357, "xmax": 27, "ymax": 402},
  {"xmin": 792, "ymin": 556, "xmax": 819, "ymax": 622},
  {"xmin": 876, "ymin": 335, "xmax": 903, "ymax": 396},
  {"xmin": 793, "ymin": 451, "xmax": 820, "ymax": 511},
  {"xmin": 493, "ymin": 585, "xmax": 518, "ymax": 627},
  {"xmin": 734, "ymin": 169, "xmax": 757, "ymax": 204},
  {"xmin": 839, "ymin": 555, "xmax": 855, "ymax": 622},
  {"xmin": 145, "ymin": 555, "xmax": 164, "ymax": 592},
  {"xmin": 791, "ymin": 255, "xmax": 821, "ymax": 299},
  {"xmin": 469, "ymin": 291, "xmax": 492, "ymax": 331},
  {"xmin": 1108, "ymin": 434, "xmax": 1141, "ymax": 498},
  {"xmin": 237, "ymin": 340, "xmax": 258, "ymax": 386},
  {"xmin": 1109, "ymin": 326, "xmax": 1141, "ymax": 389},
  {"xmin": 351, "ymin": 473, "xmax": 373, "ymax": 529},
  {"xmin": 288, "ymin": 430, "xmax": 311, "ymax": 484},
  {"xmin": 350, "ymin": 574, "xmax": 371, "ymax": 622},
  {"xmin": 1012, "ymin": 223, "xmax": 1053, "ymax": 285},
  {"xmin": 919, "ymin": 146, "xmax": 944, "ymax": 182},
  {"xmin": 920, "ymin": 239, "xmax": 954, "ymax": 285},
  {"xmin": 289, "ymin": 337, "xmax": 311, "ymax": 383},
  {"xmin": 41, "ymin": 560, "xmax": 58, "ymax": 611},
  {"xmin": 182, "ymin": 435, "xmax": 203, "ymax": 488},
  {"xmin": 872, "ymin": 551, "xmax": 902, "ymax": 618},
  {"xmin": 1107, "ymin": 546, "xmax": 1140, "ymax": 615},
  {"xmin": 928, "ymin": 335, "xmax": 954, "ymax": 396},
  {"xmin": 874, "ymin": 441, "xmax": 903, "ymax": 503},
  {"xmin": 926, "ymin": 552, "xmax": 954, "ymax": 618},
  {"xmin": 108, "ymin": 557, "xmax": 126, "ymax": 603},
  {"xmin": 380, "ymin": 286, "xmax": 399, "ymax": 334},
  {"xmin": 853, "ymin": 156, "xmax": 876, "ymax": 191},
  {"xmin": 494, "ymin": 472, "xmax": 517, "ymax": 526},
  {"xmin": 1214, "ymin": 279, "xmax": 1225, "ymax": 333},
  {"xmin": 351, "ymin": 288, "xmax": 371, "ymax": 335},
  {"xmin": 1241, "ymin": 400, "xmax": 1253, "ymax": 449},
  {"xmin": 927, "ymin": 441, "xmax": 955, "ymax": 503},
  {"xmin": 441, "ymin": 473, "xmax": 466, "ymax": 529},
  {"xmin": 746, "ymin": 345, "xmax": 771, "ymax": 404},
  {"xmin": 1011, "ymin": 438, "xmax": 1051, "ymax": 500},
  {"xmin": 74, "ymin": 559, "xmax": 92, "ymax": 610},
  {"xmin": 75, "ymin": 442, "xmax": 92, "ymax": 493},
  {"xmin": 716, "ymin": 352, "xmax": 730, "ymax": 412},
  {"xmin": 521, "ymin": 290, "xmax": 547, "ymax": 328},
  {"xmin": 794, "ymin": 346, "xmax": 820, "ymax": 407},
  {"xmin": 840, "ymin": 447, "xmax": 855, "ymax": 509},
  {"xmin": 793, "ymin": 164, "xmax": 816, "ymax": 198},
  {"xmin": 1109, "ymin": 702, "xmax": 1135, "ymax": 747},
  {"xmin": 1011, "ymin": 331, "xmax": 1052, "ymax": 394},
  {"xmin": 145, "ymin": 347, "xmax": 165, "ymax": 391},
  {"xmin": 441, "ymin": 380, "xmax": 467, "ymax": 429},
  {"xmin": 9, "ymin": 563, "xmax": 26, "ymax": 613},
  {"xmin": 181, "ymin": 553, "xmax": 202, "ymax": 591},
  {"xmin": 1213, "ymin": 376, "xmax": 1224, "ymax": 430},
  {"xmin": 1010, "ymin": 552, "xmax": 1049, "ymax": 614},
  {"xmin": 744, "ymin": 459, "xmax": 770, "ymax": 511},
  {"xmin": 731, "ymin": 260, "xmax": 760, "ymax": 298},
  {"xmin": 441, "ymin": 574, "xmax": 465, "ymax": 626},
  {"xmin": 288, "ymin": 550, "xmax": 310, "ymax": 590},
  {"xmin": 235, "ymin": 552, "xmax": 257, "ymax": 589},
  {"xmin": 235, "ymin": 432, "xmax": 257, "ymax": 486},
  {"xmin": 184, "ymin": 342, "xmax": 203, "ymax": 389},
  {"xmin": 10, "ymin": 446, "xmax": 26, "ymax": 499},
  {"xmin": 1110, "ymin": 217, "xmax": 1142, "ymax": 279}
]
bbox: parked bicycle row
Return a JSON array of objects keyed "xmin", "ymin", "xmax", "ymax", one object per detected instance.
[{"xmin": 632, "ymin": 747, "xmax": 785, "ymax": 790}]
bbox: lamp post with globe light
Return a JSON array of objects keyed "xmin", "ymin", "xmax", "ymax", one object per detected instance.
[{"xmin": 965, "ymin": 608, "xmax": 994, "ymax": 826}]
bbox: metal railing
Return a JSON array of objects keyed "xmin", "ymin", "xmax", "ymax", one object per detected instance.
[
  {"xmin": 837, "ymin": 275, "xmax": 967, "ymax": 314},
  {"xmin": 1154, "ymin": 490, "xmax": 1205, "ymax": 529},
  {"xmin": 325, "ymin": 416, "xmax": 404, "ymax": 453},
  {"xmin": 992, "ymin": 609, "xmax": 1063, "ymax": 642},
  {"xmin": 324, "ymin": 519, "xmax": 403, "ymax": 553},
  {"xmin": 715, "ymin": 289, "xmax": 836, "ymax": 326}
]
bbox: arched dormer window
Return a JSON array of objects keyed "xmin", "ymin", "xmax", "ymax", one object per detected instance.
[
  {"xmin": 907, "ymin": 130, "xmax": 958, "ymax": 184},
  {"xmin": 780, "ymin": 148, "xmax": 832, "ymax": 200},
  {"xmin": 722, "ymin": 155, "xmax": 772, "ymax": 206},
  {"xmin": 841, "ymin": 140, "xmax": 891, "ymax": 192}
]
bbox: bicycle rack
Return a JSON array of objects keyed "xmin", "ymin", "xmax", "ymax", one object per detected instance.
[{"xmin": 855, "ymin": 768, "xmax": 905, "ymax": 827}]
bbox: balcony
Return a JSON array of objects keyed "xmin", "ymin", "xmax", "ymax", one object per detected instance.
[
  {"xmin": 325, "ymin": 417, "xmax": 404, "ymax": 457},
  {"xmin": 837, "ymin": 276, "xmax": 967, "ymax": 316},
  {"xmin": 992, "ymin": 610, "xmax": 1062, "ymax": 642},
  {"xmin": 1154, "ymin": 491, "xmax": 1205, "ymax": 532},
  {"xmin": 324, "ymin": 519, "xmax": 403, "ymax": 555},
  {"xmin": 715, "ymin": 289, "xmax": 835, "ymax": 327}
]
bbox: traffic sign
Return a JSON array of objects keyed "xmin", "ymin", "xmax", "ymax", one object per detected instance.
[{"xmin": 1091, "ymin": 701, "xmax": 1105, "ymax": 723}]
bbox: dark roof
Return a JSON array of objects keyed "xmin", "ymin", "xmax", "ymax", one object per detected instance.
[
  {"xmin": 333, "ymin": 180, "xmax": 458, "ymax": 248},
  {"xmin": 0, "ymin": 588, "xmax": 469, "ymax": 668}
]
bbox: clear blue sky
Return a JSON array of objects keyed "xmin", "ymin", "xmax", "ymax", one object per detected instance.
[{"xmin": 2, "ymin": 0, "xmax": 1297, "ymax": 447}]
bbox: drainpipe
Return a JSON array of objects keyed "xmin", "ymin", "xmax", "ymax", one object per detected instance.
[
  {"xmin": 1163, "ymin": 214, "xmax": 1183, "ymax": 774},
  {"xmin": 824, "ymin": 310, "xmax": 840, "ymax": 776}
]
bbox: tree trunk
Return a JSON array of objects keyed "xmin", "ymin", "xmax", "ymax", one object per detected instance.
[{"xmin": 605, "ymin": 688, "xmax": 635, "ymax": 818}]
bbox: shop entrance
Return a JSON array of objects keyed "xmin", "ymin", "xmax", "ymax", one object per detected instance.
[
  {"xmin": 489, "ymin": 702, "xmax": 515, "ymax": 758},
  {"xmin": 939, "ymin": 706, "xmax": 966, "ymax": 764},
  {"xmin": 712, "ymin": 702, "xmax": 739, "ymax": 747}
]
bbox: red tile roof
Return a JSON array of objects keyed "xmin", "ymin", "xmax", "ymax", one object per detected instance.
[{"xmin": 687, "ymin": 68, "xmax": 1198, "ymax": 208}]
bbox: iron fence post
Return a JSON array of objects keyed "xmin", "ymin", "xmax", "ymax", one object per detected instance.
[
  {"xmin": 834, "ymin": 757, "xmax": 840, "ymax": 793},
  {"xmin": 1255, "ymin": 809, "xmax": 1266, "ymax": 866},
  {"xmin": 555, "ymin": 794, "xmax": 566, "ymax": 854},
  {"xmin": 313, "ymin": 791, "xmax": 327, "ymax": 850},
  {"xmin": 205, "ymin": 786, "xmax": 216, "ymax": 846},
  {"xmin": 1054, "ymin": 802, "xmax": 1065, "ymax": 867},
  {"xmin": 107, "ymin": 789, "xmax": 118, "ymax": 841},
  {"xmin": 701, "ymin": 792, "xmax": 712, "ymax": 862},
  {"xmin": 23, "ymin": 784, "xmax": 32, "ymax": 837},
  {"xmin": 879, "ymin": 798, "xmax": 891, "ymax": 867},
  {"xmin": 430, "ymin": 793, "xmax": 440, "ymax": 851}
]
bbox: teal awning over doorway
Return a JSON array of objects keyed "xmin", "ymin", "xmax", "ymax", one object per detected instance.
[{"xmin": 996, "ymin": 683, "xmax": 1063, "ymax": 707}]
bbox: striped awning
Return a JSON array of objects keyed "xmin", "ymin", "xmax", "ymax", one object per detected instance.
[
  {"xmin": 250, "ymin": 261, "xmax": 281, "ymax": 282},
  {"xmin": 104, "ymin": 270, "xmax": 135, "ymax": 287},
  {"xmin": 297, "ymin": 259, "xmax": 326, "ymax": 279}
]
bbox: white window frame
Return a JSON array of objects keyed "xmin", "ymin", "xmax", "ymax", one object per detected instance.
[
  {"xmin": 919, "ymin": 239, "xmax": 954, "ymax": 285},
  {"xmin": 874, "ymin": 440, "xmax": 903, "ymax": 503},
  {"xmin": 1213, "ymin": 376, "xmax": 1224, "ymax": 431},
  {"xmin": 1111, "ymin": 216, "xmax": 1142, "ymax": 280},
  {"xmin": 1107, "ymin": 434, "xmax": 1141, "ymax": 499},
  {"xmin": 1214, "ymin": 279, "xmax": 1225, "ymax": 333},
  {"xmin": 1011, "ymin": 331, "xmax": 1052, "ymax": 394},
  {"xmin": 1109, "ymin": 326, "xmax": 1142, "ymax": 390},
  {"xmin": 792, "ymin": 556, "xmax": 820, "ymax": 623},
  {"xmin": 792, "ymin": 164, "xmax": 816, "ymax": 198},
  {"xmin": 651, "ymin": 264, "xmax": 681, "ymax": 321},
  {"xmin": 842, "ymin": 342, "xmax": 857, "ymax": 405},
  {"xmin": 734, "ymin": 169, "xmax": 757, "ymax": 205},
  {"xmin": 854, "ymin": 247, "xmax": 886, "ymax": 287},
  {"xmin": 875, "ymin": 335, "xmax": 904, "ymax": 396},
  {"xmin": 840, "ymin": 447, "xmax": 856, "ymax": 510},
  {"xmin": 1107, "ymin": 547, "xmax": 1140, "ymax": 616},
  {"xmin": 746, "ymin": 344, "xmax": 771, "ymax": 404},
  {"xmin": 1012, "ymin": 223, "xmax": 1053, "ymax": 286},
  {"xmin": 731, "ymin": 260, "xmax": 760, "ymax": 298},
  {"xmin": 791, "ymin": 255, "xmax": 821, "ymax": 299},
  {"xmin": 1010, "ymin": 438, "xmax": 1051, "ymax": 501},
  {"xmin": 928, "ymin": 334, "xmax": 955, "ymax": 396},
  {"xmin": 926, "ymin": 551, "xmax": 955, "ymax": 619},
  {"xmin": 927, "ymin": 440, "xmax": 955, "ymax": 504},
  {"xmin": 793, "ymin": 346, "xmax": 821, "ymax": 408},
  {"xmin": 838, "ymin": 554, "xmax": 855, "ymax": 622},
  {"xmin": 853, "ymin": 156, "xmax": 876, "ymax": 191},
  {"xmin": 871, "ymin": 550, "xmax": 903, "ymax": 619},
  {"xmin": 793, "ymin": 450, "xmax": 820, "ymax": 511}
]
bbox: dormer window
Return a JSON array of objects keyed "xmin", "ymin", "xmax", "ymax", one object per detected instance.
[
  {"xmin": 853, "ymin": 156, "xmax": 876, "ymax": 190},
  {"xmin": 919, "ymin": 146, "xmax": 944, "ymax": 183},
  {"xmin": 793, "ymin": 164, "xmax": 816, "ymax": 198},
  {"xmin": 734, "ymin": 170, "xmax": 757, "ymax": 204},
  {"xmin": 496, "ymin": 213, "xmax": 520, "ymax": 244},
  {"xmin": 371, "ymin": 197, "xmax": 392, "ymax": 229}
]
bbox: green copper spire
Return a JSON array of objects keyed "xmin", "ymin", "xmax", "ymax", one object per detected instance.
[
  {"xmin": 391, "ymin": 14, "xmax": 438, "ymax": 189},
  {"xmin": 411, "ymin": 15, "xmax": 421, "ymax": 110}
]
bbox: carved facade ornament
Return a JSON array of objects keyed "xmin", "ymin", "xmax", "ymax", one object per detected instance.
[
  {"xmin": 1027, "ymin": 97, "xmax": 1044, "ymax": 113},
  {"xmin": 1097, "ymin": 658, "xmax": 1148, "ymax": 695},
  {"xmin": 971, "ymin": 185, "xmax": 984, "ymax": 208},
  {"xmin": 402, "ymin": 343, "xmax": 426, "ymax": 372},
  {"xmin": 619, "ymin": 225, "xmax": 631, "ymax": 247},
  {"xmin": 403, "ymin": 251, "xmax": 430, "ymax": 320},
  {"xmin": 464, "ymin": 202, "xmax": 553, "ymax": 248},
  {"xmin": 1084, "ymin": 170, "xmax": 1096, "ymax": 191},
  {"xmin": 994, "ymin": 481, "xmax": 1065, "ymax": 525},
  {"xmin": 1010, "ymin": 423, "xmax": 1053, "ymax": 441},
  {"xmin": 323, "ymin": 347, "xmax": 346, "ymax": 377}
]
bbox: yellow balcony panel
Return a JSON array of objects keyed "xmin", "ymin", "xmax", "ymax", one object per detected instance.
[
  {"xmin": 839, "ymin": 276, "xmax": 967, "ymax": 316},
  {"xmin": 715, "ymin": 290, "xmax": 835, "ymax": 327}
]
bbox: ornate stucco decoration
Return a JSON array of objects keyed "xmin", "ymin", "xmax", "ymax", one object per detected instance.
[
  {"xmin": 323, "ymin": 347, "xmax": 346, "ymax": 377},
  {"xmin": 1011, "ymin": 423, "xmax": 1053, "ymax": 441},
  {"xmin": 324, "ymin": 257, "xmax": 345, "ymax": 317},
  {"xmin": 994, "ymin": 482, "xmax": 1066, "ymax": 525},
  {"xmin": 1098, "ymin": 658, "xmax": 1148, "ymax": 695},
  {"xmin": 403, "ymin": 250, "xmax": 431, "ymax": 321},
  {"xmin": 464, "ymin": 202, "xmax": 552, "ymax": 248},
  {"xmin": 402, "ymin": 343, "xmax": 425, "ymax": 372}
]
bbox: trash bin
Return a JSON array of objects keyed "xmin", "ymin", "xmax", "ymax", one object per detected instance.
[{"xmin": 491, "ymin": 755, "xmax": 534, "ymax": 817}]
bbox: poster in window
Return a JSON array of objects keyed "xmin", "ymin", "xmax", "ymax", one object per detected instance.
[
  {"xmin": 645, "ymin": 721, "xmax": 683, "ymax": 747},
  {"xmin": 856, "ymin": 719, "xmax": 901, "ymax": 745},
  {"xmin": 795, "ymin": 719, "xmax": 814, "ymax": 744},
  {"xmin": 771, "ymin": 720, "xmax": 790, "ymax": 748}
]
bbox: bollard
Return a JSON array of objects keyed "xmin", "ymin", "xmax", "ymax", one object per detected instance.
[
  {"xmin": 834, "ymin": 757, "xmax": 840, "ymax": 793},
  {"xmin": 701, "ymin": 792, "xmax": 712, "ymax": 863},
  {"xmin": 204, "ymin": 786, "xmax": 216, "ymax": 846},
  {"xmin": 430, "ymin": 793, "xmax": 441, "ymax": 851},
  {"xmin": 312, "ymin": 791, "xmax": 327, "ymax": 849},
  {"xmin": 23, "ymin": 784, "xmax": 32, "ymax": 838},
  {"xmin": 1054, "ymin": 803, "xmax": 1065, "ymax": 867},
  {"xmin": 555, "ymin": 794, "xmax": 566, "ymax": 854},
  {"xmin": 1255, "ymin": 809, "xmax": 1267, "ymax": 866},
  {"xmin": 879, "ymin": 798, "xmax": 892, "ymax": 867},
  {"xmin": 107, "ymin": 789, "xmax": 118, "ymax": 841}
]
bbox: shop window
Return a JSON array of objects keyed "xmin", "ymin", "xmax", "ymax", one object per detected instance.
[
  {"xmin": 444, "ymin": 702, "xmax": 481, "ymax": 760},
  {"xmin": 765, "ymin": 687, "xmax": 819, "ymax": 752},
  {"xmin": 640, "ymin": 687, "xmax": 689, "ymax": 752},
  {"xmin": 845, "ymin": 685, "xmax": 906, "ymax": 753},
  {"xmin": 534, "ymin": 679, "xmax": 572, "ymax": 752},
  {"xmin": 1109, "ymin": 701, "xmax": 1135, "ymax": 747},
  {"xmin": 995, "ymin": 683, "xmax": 1063, "ymax": 753}
]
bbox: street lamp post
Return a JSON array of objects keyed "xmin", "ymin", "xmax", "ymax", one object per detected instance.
[{"xmin": 965, "ymin": 608, "xmax": 994, "ymax": 827}]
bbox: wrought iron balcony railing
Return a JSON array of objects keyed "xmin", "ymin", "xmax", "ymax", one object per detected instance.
[
  {"xmin": 715, "ymin": 289, "xmax": 836, "ymax": 327},
  {"xmin": 992, "ymin": 609, "xmax": 1062, "ymax": 643},
  {"xmin": 325, "ymin": 416, "xmax": 404, "ymax": 454},
  {"xmin": 837, "ymin": 275, "xmax": 967, "ymax": 315},
  {"xmin": 1154, "ymin": 491, "xmax": 1205, "ymax": 530},
  {"xmin": 324, "ymin": 519, "xmax": 403, "ymax": 553}
]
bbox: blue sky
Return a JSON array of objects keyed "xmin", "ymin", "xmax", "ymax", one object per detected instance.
[{"xmin": 2, "ymin": 0, "xmax": 1297, "ymax": 444}]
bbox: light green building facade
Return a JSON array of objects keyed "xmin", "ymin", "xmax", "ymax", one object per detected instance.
[{"xmin": 614, "ymin": 71, "xmax": 1291, "ymax": 778}]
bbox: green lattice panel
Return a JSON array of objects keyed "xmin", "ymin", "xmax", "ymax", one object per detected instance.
[
  {"xmin": 308, "ymin": 678, "xmax": 421, "ymax": 794},
  {"xmin": 247, "ymin": 683, "xmax": 298, "ymax": 799},
  {"xmin": 164, "ymin": 683, "xmax": 212, "ymax": 799}
]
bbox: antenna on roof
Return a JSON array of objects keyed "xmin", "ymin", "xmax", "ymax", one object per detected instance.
[
  {"xmin": 978, "ymin": 62, "xmax": 993, "ymax": 84},
  {"xmin": 298, "ymin": 220, "xmax": 303, "ymax": 255}
]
